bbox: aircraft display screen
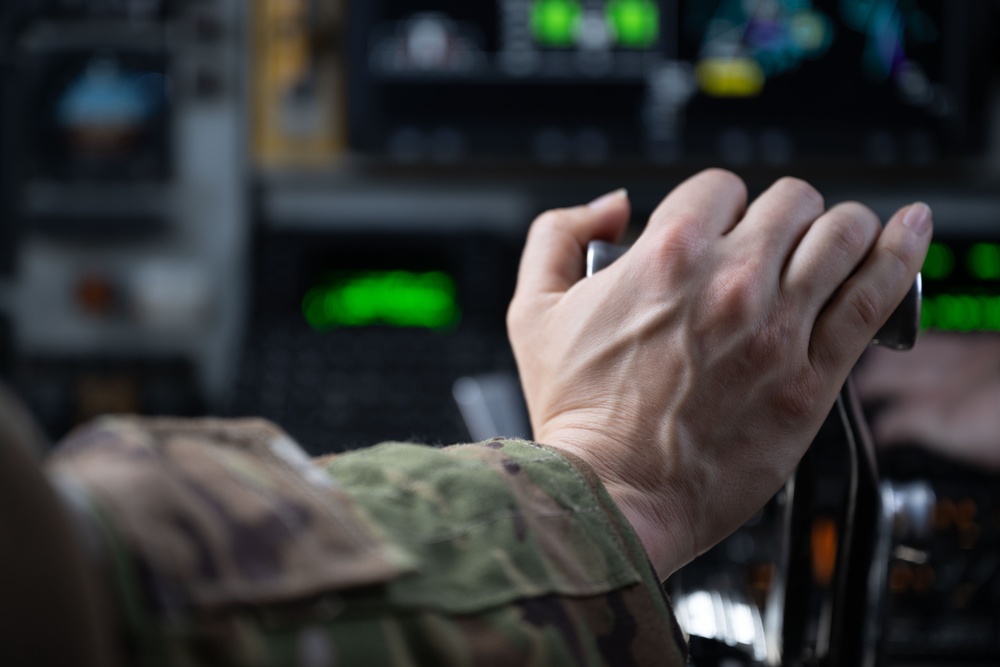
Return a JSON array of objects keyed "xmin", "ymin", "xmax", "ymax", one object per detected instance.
[
  {"xmin": 349, "ymin": 1, "xmax": 986, "ymax": 165},
  {"xmin": 30, "ymin": 51, "xmax": 171, "ymax": 181}
]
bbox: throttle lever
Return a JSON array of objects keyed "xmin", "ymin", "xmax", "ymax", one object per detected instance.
[{"xmin": 586, "ymin": 239, "xmax": 922, "ymax": 667}]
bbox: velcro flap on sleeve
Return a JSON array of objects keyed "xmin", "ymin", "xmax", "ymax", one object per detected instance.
[{"xmin": 46, "ymin": 417, "xmax": 415, "ymax": 613}]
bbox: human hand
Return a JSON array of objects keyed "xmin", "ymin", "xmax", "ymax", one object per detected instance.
[
  {"xmin": 507, "ymin": 170, "xmax": 932, "ymax": 578},
  {"xmin": 856, "ymin": 333, "xmax": 1000, "ymax": 470}
]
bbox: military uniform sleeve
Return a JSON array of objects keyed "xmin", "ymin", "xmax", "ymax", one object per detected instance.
[{"xmin": 46, "ymin": 417, "xmax": 688, "ymax": 667}]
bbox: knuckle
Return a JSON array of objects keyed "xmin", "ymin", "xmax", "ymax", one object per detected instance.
[
  {"xmin": 837, "ymin": 200, "xmax": 878, "ymax": 221},
  {"xmin": 848, "ymin": 282, "xmax": 885, "ymax": 331},
  {"xmin": 701, "ymin": 168, "xmax": 747, "ymax": 195},
  {"xmin": 828, "ymin": 209, "xmax": 869, "ymax": 256},
  {"xmin": 506, "ymin": 298, "xmax": 528, "ymax": 335},
  {"xmin": 532, "ymin": 209, "xmax": 571, "ymax": 234},
  {"xmin": 651, "ymin": 214, "xmax": 705, "ymax": 264},
  {"xmin": 882, "ymin": 240, "xmax": 915, "ymax": 279},
  {"xmin": 776, "ymin": 176, "xmax": 824, "ymax": 213},
  {"xmin": 505, "ymin": 302, "xmax": 518, "ymax": 332},
  {"xmin": 702, "ymin": 260, "xmax": 765, "ymax": 329}
]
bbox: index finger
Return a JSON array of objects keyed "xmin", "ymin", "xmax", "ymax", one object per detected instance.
[{"xmin": 643, "ymin": 169, "xmax": 748, "ymax": 242}]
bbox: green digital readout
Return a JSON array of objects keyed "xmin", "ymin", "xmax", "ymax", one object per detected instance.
[
  {"xmin": 530, "ymin": 0, "xmax": 659, "ymax": 48},
  {"xmin": 966, "ymin": 243, "xmax": 1000, "ymax": 281},
  {"xmin": 921, "ymin": 295, "xmax": 1000, "ymax": 333},
  {"xmin": 918, "ymin": 241, "xmax": 1000, "ymax": 332},
  {"xmin": 303, "ymin": 271, "xmax": 460, "ymax": 331},
  {"xmin": 922, "ymin": 241, "xmax": 954, "ymax": 280},
  {"xmin": 531, "ymin": 0, "xmax": 582, "ymax": 47},
  {"xmin": 607, "ymin": 0, "xmax": 660, "ymax": 48}
]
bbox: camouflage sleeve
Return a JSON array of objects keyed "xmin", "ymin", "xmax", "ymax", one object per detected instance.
[{"xmin": 46, "ymin": 417, "xmax": 688, "ymax": 667}]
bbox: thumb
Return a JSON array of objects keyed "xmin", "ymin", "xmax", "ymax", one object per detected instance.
[{"xmin": 514, "ymin": 189, "xmax": 631, "ymax": 297}]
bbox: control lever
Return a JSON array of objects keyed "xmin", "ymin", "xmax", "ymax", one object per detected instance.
[{"xmin": 586, "ymin": 240, "xmax": 922, "ymax": 667}]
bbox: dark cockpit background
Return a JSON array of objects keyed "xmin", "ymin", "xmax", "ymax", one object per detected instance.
[{"xmin": 1, "ymin": 1, "xmax": 999, "ymax": 664}]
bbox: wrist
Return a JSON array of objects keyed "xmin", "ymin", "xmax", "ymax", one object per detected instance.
[{"xmin": 539, "ymin": 430, "xmax": 698, "ymax": 580}]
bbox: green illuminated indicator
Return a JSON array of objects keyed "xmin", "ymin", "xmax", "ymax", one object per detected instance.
[
  {"xmin": 967, "ymin": 243, "xmax": 1000, "ymax": 280},
  {"xmin": 607, "ymin": 0, "xmax": 659, "ymax": 48},
  {"xmin": 303, "ymin": 271, "xmax": 460, "ymax": 331},
  {"xmin": 531, "ymin": 0, "xmax": 582, "ymax": 47},
  {"xmin": 922, "ymin": 242, "xmax": 954, "ymax": 280},
  {"xmin": 921, "ymin": 294, "xmax": 1000, "ymax": 333}
]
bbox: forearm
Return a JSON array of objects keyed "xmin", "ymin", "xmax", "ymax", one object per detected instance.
[{"xmin": 46, "ymin": 417, "xmax": 689, "ymax": 666}]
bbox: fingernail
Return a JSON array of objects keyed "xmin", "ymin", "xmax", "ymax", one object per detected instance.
[
  {"xmin": 588, "ymin": 188, "xmax": 628, "ymax": 211},
  {"xmin": 903, "ymin": 202, "xmax": 932, "ymax": 235}
]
